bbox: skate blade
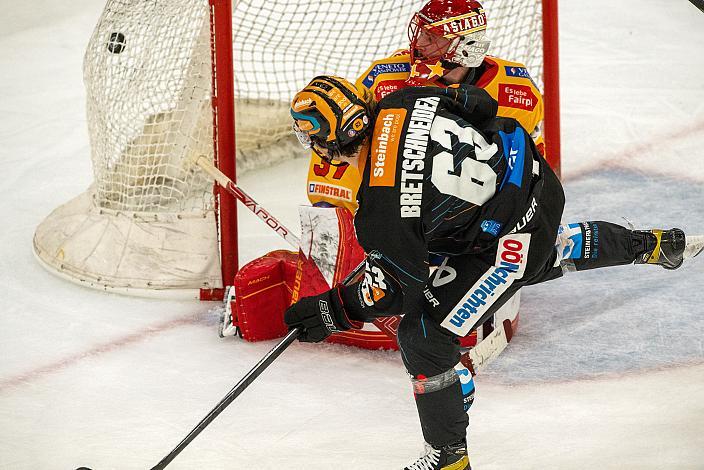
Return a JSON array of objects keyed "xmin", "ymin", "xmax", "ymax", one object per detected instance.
[{"xmin": 684, "ymin": 235, "xmax": 704, "ymax": 260}]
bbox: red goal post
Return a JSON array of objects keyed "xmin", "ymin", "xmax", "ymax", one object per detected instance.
[{"xmin": 32, "ymin": 0, "xmax": 560, "ymax": 300}]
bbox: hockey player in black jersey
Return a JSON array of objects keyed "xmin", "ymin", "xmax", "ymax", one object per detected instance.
[{"xmin": 284, "ymin": 75, "xmax": 703, "ymax": 470}]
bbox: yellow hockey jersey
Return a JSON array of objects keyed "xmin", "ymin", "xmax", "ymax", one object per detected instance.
[{"xmin": 305, "ymin": 52, "xmax": 544, "ymax": 211}]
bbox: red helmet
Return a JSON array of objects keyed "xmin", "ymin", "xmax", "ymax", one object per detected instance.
[{"xmin": 408, "ymin": 0, "xmax": 491, "ymax": 72}]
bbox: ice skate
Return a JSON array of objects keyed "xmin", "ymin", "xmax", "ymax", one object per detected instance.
[
  {"xmin": 403, "ymin": 440, "xmax": 470, "ymax": 470},
  {"xmin": 635, "ymin": 228, "xmax": 703, "ymax": 270}
]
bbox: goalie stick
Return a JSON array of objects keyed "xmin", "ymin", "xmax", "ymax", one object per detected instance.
[
  {"xmin": 191, "ymin": 154, "xmax": 402, "ymax": 343},
  {"xmin": 192, "ymin": 152, "xmax": 515, "ymax": 366},
  {"xmin": 191, "ymin": 154, "xmax": 300, "ymax": 248}
]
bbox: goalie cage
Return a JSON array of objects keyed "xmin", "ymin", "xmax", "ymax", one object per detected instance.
[{"xmin": 32, "ymin": 0, "xmax": 560, "ymax": 300}]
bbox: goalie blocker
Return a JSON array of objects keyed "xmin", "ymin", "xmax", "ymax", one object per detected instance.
[{"xmin": 222, "ymin": 206, "xmax": 519, "ymax": 349}]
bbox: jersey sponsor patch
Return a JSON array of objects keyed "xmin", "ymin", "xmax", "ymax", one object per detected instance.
[
  {"xmin": 454, "ymin": 362, "xmax": 476, "ymax": 412},
  {"xmin": 556, "ymin": 223, "xmax": 584, "ymax": 260},
  {"xmin": 373, "ymin": 80, "xmax": 409, "ymax": 102},
  {"xmin": 504, "ymin": 65, "xmax": 540, "ymax": 89},
  {"xmin": 495, "ymin": 233, "xmax": 531, "ymax": 278},
  {"xmin": 361, "ymin": 62, "xmax": 412, "ymax": 88},
  {"xmin": 441, "ymin": 265, "xmax": 515, "ymax": 336},
  {"xmin": 498, "ymin": 84, "xmax": 538, "ymax": 112},
  {"xmin": 370, "ymin": 108, "xmax": 405, "ymax": 187},
  {"xmin": 480, "ymin": 219, "xmax": 502, "ymax": 236},
  {"xmin": 581, "ymin": 222, "xmax": 599, "ymax": 259},
  {"xmin": 308, "ymin": 182, "xmax": 354, "ymax": 202},
  {"xmin": 504, "ymin": 66, "xmax": 531, "ymax": 79},
  {"xmin": 441, "ymin": 233, "xmax": 531, "ymax": 336}
]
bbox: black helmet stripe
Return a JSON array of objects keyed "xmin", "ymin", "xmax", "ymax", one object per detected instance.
[
  {"xmin": 310, "ymin": 75, "xmax": 366, "ymax": 109},
  {"xmin": 307, "ymin": 88, "xmax": 345, "ymax": 120},
  {"xmin": 319, "ymin": 76, "xmax": 365, "ymax": 107}
]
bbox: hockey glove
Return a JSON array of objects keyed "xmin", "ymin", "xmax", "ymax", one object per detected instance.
[{"xmin": 284, "ymin": 286, "xmax": 362, "ymax": 343}]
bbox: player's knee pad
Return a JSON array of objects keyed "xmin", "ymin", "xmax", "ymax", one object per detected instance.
[
  {"xmin": 397, "ymin": 311, "xmax": 462, "ymax": 374},
  {"xmin": 397, "ymin": 312, "xmax": 431, "ymax": 373}
]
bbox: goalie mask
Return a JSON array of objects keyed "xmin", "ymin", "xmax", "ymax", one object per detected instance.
[
  {"xmin": 409, "ymin": 0, "xmax": 491, "ymax": 71},
  {"xmin": 290, "ymin": 75, "xmax": 371, "ymax": 163}
]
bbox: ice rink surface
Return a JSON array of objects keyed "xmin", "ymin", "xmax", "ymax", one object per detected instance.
[{"xmin": 1, "ymin": 1, "xmax": 703, "ymax": 469}]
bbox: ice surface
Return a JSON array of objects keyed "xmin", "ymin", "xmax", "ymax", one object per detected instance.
[{"xmin": 1, "ymin": 1, "xmax": 703, "ymax": 469}]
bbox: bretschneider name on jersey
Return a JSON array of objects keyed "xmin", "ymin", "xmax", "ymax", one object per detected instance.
[{"xmin": 400, "ymin": 96, "xmax": 440, "ymax": 218}]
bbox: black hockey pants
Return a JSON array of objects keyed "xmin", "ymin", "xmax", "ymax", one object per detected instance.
[{"xmin": 396, "ymin": 169, "xmax": 650, "ymax": 447}]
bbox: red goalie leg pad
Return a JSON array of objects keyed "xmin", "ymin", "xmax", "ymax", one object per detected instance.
[
  {"xmin": 232, "ymin": 250, "xmax": 298, "ymax": 342},
  {"xmin": 294, "ymin": 206, "xmax": 399, "ymax": 350}
]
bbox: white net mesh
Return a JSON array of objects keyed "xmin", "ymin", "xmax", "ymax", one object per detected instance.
[
  {"xmin": 34, "ymin": 0, "xmax": 547, "ymax": 296},
  {"xmin": 85, "ymin": 0, "xmax": 546, "ymax": 213},
  {"xmin": 84, "ymin": 0, "xmax": 215, "ymax": 213},
  {"xmin": 232, "ymin": 0, "xmax": 544, "ymax": 170}
]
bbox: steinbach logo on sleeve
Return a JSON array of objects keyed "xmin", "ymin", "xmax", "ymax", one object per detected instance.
[
  {"xmin": 441, "ymin": 233, "xmax": 531, "ymax": 336},
  {"xmin": 370, "ymin": 108, "xmax": 406, "ymax": 187}
]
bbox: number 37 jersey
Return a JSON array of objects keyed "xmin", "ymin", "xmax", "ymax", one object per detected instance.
[{"xmin": 353, "ymin": 85, "xmax": 558, "ymax": 311}]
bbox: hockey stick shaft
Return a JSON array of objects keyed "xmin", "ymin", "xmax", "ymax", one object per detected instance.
[
  {"xmin": 192, "ymin": 154, "xmax": 301, "ymax": 247},
  {"xmin": 149, "ymin": 256, "xmax": 369, "ymax": 470},
  {"xmin": 150, "ymin": 327, "xmax": 301, "ymax": 470},
  {"xmin": 191, "ymin": 154, "xmax": 404, "ymax": 344},
  {"xmin": 689, "ymin": 0, "xmax": 704, "ymax": 13}
]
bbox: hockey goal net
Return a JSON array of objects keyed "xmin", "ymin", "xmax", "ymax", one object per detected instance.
[{"xmin": 33, "ymin": 0, "xmax": 559, "ymax": 299}]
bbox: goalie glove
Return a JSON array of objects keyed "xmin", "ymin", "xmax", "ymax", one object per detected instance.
[{"xmin": 284, "ymin": 286, "xmax": 363, "ymax": 343}]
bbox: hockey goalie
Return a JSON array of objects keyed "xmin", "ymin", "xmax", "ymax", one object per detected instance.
[{"xmin": 220, "ymin": 0, "xmax": 535, "ymax": 350}]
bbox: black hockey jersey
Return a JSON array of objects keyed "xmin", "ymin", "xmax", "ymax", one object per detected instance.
[{"xmin": 342, "ymin": 85, "xmax": 559, "ymax": 321}]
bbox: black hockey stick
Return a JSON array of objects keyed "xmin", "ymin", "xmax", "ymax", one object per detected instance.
[
  {"xmin": 689, "ymin": 0, "xmax": 704, "ymax": 13},
  {"xmin": 149, "ymin": 327, "xmax": 301, "ymax": 470},
  {"xmin": 147, "ymin": 255, "xmax": 369, "ymax": 470}
]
